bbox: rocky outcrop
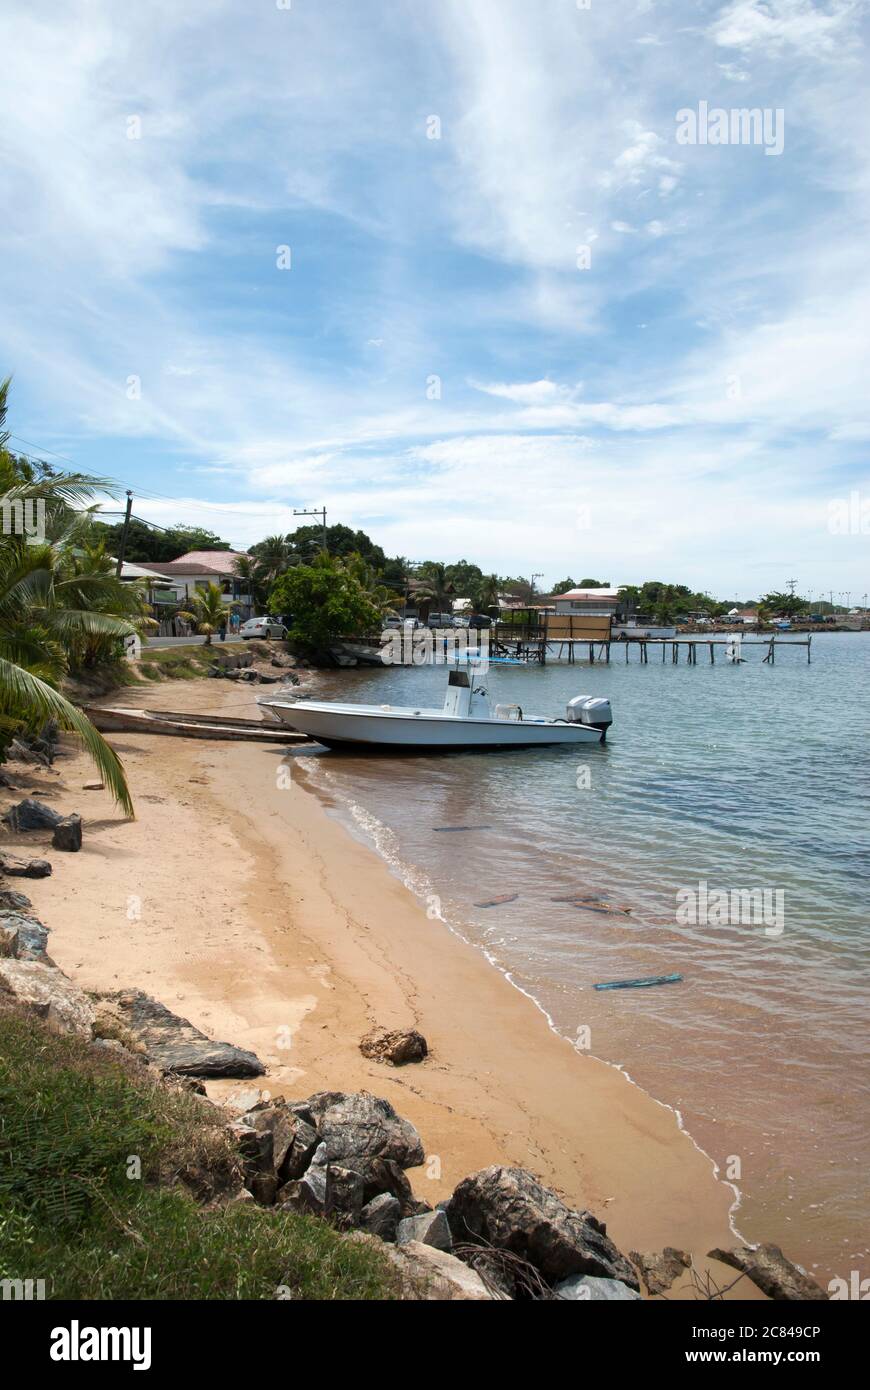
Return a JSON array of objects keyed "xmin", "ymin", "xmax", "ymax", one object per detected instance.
[
  {"xmin": 313, "ymin": 1091, "xmax": 425, "ymax": 1171},
  {"xmin": 94, "ymin": 989, "xmax": 264, "ymax": 1078},
  {"xmin": 446, "ymin": 1166, "xmax": 640, "ymax": 1291},
  {"xmin": 397, "ymin": 1209, "xmax": 452, "ymax": 1252},
  {"xmin": 630, "ymin": 1247, "xmax": 692, "ymax": 1296},
  {"xmin": 555, "ymin": 1274, "xmax": 643, "ymax": 1301},
  {"xmin": 2, "ymin": 798, "xmax": 63, "ymax": 832},
  {"xmin": 0, "ymin": 911, "xmax": 50, "ymax": 961},
  {"xmin": 349, "ymin": 1234, "xmax": 494, "ymax": 1301},
  {"xmin": 708, "ymin": 1244, "xmax": 828, "ymax": 1301},
  {"xmin": 0, "ymin": 959, "xmax": 95, "ymax": 1036},
  {"xmin": 52, "ymin": 814, "xmax": 83, "ymax": 852},
  {"xmin": 360, "ymin": 1192, "xmax": 402, "ymax": 1241},
  {"xmin": 359, "ymin": 1026, "xmax": 428, "ymax": 1066}
]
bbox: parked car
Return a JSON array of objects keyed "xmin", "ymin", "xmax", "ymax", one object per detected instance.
[
  {"xmin": 240, "ymin": 616, "xmax": 287, "ymax": 640},
  {"xmin": 466, "ymin": 613, "xmax": 492, "ymax": 629},
  {"xmin": 384, "ymin": 616, "xmax": 422, "ymax": 630},
  {"xmin": 426, "ymin": 611, "xmax": 455, "ymax": 627}
]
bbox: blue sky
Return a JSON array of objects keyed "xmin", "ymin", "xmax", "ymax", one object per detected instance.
[{"xmin": 1, "ymin": 0, "xmax": 868, "ymax": 600}]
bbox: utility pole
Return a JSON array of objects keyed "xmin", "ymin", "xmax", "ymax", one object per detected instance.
[
  {"xmin": 115, "ymin": 490, "xmax": 133, "ymax": 577},
  {"xmin": 293, "ymin": 506, "xmax": 328, "ymax": 552}
]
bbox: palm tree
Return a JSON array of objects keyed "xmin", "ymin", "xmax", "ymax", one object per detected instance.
[
  {"xmin": 232, "ymin": 553, "xmax": 266, "ymax": 610},
  {"xmin": 249, "ymin": 534, "xmax": 292, "ymax": 588},
  {"xmin": 180, "ymin": 582, "xmax": 227, "ymax": 643},
  {"xmin": 414, "ymin": 562, "xmax": 455, "ymax": 618},
  {"xmin": 474, "ymin": 573, "xmax": 501, "ymax": 614}
]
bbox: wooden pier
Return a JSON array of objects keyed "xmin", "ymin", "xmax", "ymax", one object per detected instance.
[{"xmin": 493, "ymin": 617, "xmax": 812, "ymax": 666}]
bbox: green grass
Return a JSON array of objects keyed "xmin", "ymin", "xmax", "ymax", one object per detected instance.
[
  {"xmin": 0, "ymin": 1007, "xmax": 400, "ymax": 1300},
  {"xmin": 135, "ymin": 644, "xmax": 220, "ymax": 681}
]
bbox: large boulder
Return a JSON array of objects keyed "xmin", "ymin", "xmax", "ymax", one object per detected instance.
[
  {"xmin": 446, "ymin": 1166, "xmax": 639, "ymax": 1290},
  {"xmin": 382, "ymin": 1239, "xmax": 496, "ymax": 1301},
  {"xmin": 397, "ymin": 1209, "xmax": 452, "ymax": 1252},
  {"xmin": 555, "ymin": 1274, "xmax": 643, "ymax": 1301},
  {"xmin": 242, "ymin": 1101, "xmax": 319, "ymax": 1182},
  {"xmin": 708, "ymin": 1244, "xmax": 828, "ymax": 1301},
  {"xmin": 360, "ymin": 1192, "xmax": 402, "ymax": 1242},
  {"xmin": 0, "ymin": 960, "xmax": 94, "ymax": 1036},
  {"xmin": 630, "ymin": 1247, "xmax": 692, "ymax": 1296},
  {"xmin": 314, "ymin": 1091, "xmax": 425, "ymax": 1171},
  {"xmin": 2, "ymin": 798, "xmax": 63, "ymax": 832},
  {"xmin": 0, "ymin": 853, "xmax": 52, "ymax": 879},
  {"xmin": 51, "ymin": 814, "xmax": 83, "ymax": 852},
  {"xmin": 95, "ymin": 989, "xmax": 264, "ymax": 1077},
  {"xmin": 360, "ymin": 1027, "xmax": 428, "ymax": 1066}
]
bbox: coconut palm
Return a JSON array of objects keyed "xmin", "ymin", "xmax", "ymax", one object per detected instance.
[
  {"xmin": 414, "ymin": 563, "xmax": 455, "ymax": 618},
  {"xmin": 474, "ymin": 573, "xmax": 502, "ymax": 614},
  {"xmin": 0, "ymin": 378, "xmax": 138, "ymax": 814},
  {"xmin": 180, "ymin": 582, "xmax": 227, "ymax": 644}
]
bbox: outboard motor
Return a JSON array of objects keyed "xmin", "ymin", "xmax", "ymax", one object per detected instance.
[{"xmin": 566, "ymin": 695, "xmax": 613, "ymax": 739}]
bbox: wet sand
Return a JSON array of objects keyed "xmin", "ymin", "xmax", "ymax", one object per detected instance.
[{"xmin": 3, "ymin": 676, "xmax": 762, "ymax": 1299}]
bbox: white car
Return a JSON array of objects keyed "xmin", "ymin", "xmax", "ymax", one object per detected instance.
[{"xmin": 240, "ymin": 617, "xmax": 287, "ymax": 640}]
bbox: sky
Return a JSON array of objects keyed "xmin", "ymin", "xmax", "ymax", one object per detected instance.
[{"xmin": 0, "ymin": 0, "xmax": 868, "ymax": 602}]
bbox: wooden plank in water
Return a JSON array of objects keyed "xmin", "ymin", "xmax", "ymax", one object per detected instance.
[{"xmin": 594, "ymin": 973, "xmax": 683, "ymax": 991}]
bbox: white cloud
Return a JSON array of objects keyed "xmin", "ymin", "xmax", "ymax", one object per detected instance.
[{"xmin": 711, "ymin": 0, "xmax": 861, "ymax": 56}]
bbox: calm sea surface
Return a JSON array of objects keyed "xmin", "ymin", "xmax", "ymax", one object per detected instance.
[{"xmin": 292, "ymin": 632, "xmax": 869, "ymax": 1280}]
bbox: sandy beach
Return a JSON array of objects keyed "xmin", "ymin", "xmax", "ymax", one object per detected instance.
[{"xmin": 2, "ymin": 675, "xmax": 761, "ymax": 1299}]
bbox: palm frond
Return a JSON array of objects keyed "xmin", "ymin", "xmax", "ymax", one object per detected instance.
[{"xmin": 0, "ymin": 658, "xmax": 133, "ymax": 817}]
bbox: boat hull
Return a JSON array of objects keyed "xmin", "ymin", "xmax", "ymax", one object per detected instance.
[{"xmin": 260, "ymin": 700, "xmax": 606, "ymax": 749}]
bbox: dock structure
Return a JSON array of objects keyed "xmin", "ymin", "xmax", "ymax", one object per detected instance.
[
  {"xmin": 493, "ymin": 617, "xmax": 812, "ymax": 666},
  {"xmin": 619, "ymin": 634, "xmax": 812, "ymax": 664}
]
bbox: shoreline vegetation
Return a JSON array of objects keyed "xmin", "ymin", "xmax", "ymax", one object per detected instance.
[{"xmin": 0, "ymin": 671, "xmax": 830, "ymax": 1302}]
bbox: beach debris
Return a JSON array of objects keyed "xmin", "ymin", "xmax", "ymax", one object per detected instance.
[
  {"xmin": 0, "ymin": 888, "xmax": 32, "ymax": 911},
  {"xmin": 0, "ymin": 853, "xmax": 52, "ymax": 878},
  {"xmin": 51, "ymin": 813, "xmax": 83, "ymax": 853},
  {"xmin": 594, "ymin": 973, "xmax": 683, "ymax": 991},
  {"xmin": 630, "ymin": 1247, "xmax": 692, "ymax": 1296},
  {"xmin": 473, "ymin": 893, "xmax": 519, "ymax": 909},
  {"xmin": 445, "ymin": 1165, "xmax": 639, "ymax": 1292},
  {"xmin": 555, "ymin": 1274, "xmax": 643, "ymax": 1301},
  {"xmin": 93, "ymin": 989, "xmax": 265, "ymax": 1078},
  {"xmin": 1, "ymin": 797, "xmax": 63, "ymax": 833},
  {"xmin": 82, "ymin": 781, "xmax": 105, "ymax": 791},
  {"xmin": 359, "ymin": 1026, "xmax": 428, "ymax": 1066},
  {"xmin": 708, "ymin": 1243, "xmax": 829, "ymax": 1301},
  {"xmin": 360, "ymin": 1192, "xmax": 402, "ymax": 1241},
  {"xmin": 433, "ymin": 825, "xmax": 493, "ymax": 832},
  {"xmin": 363, "ymin": 1234, "xmax": 494, "ymax": 1301},
  {"xmin": 0, "ymin": 959, "xmax": 95, "ymax": 1036},
  {"xmin": 0, "ymin": 910, "xmax": 50, "ymax": 962},
  {"xmin": 397, "ymin": 1209, "xmax": 453, "ymax": 1252}
]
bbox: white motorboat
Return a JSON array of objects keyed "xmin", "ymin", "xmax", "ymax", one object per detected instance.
[{"xmin": 257, "ymin": 669, "xmax": 612, "ymax": 750}]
